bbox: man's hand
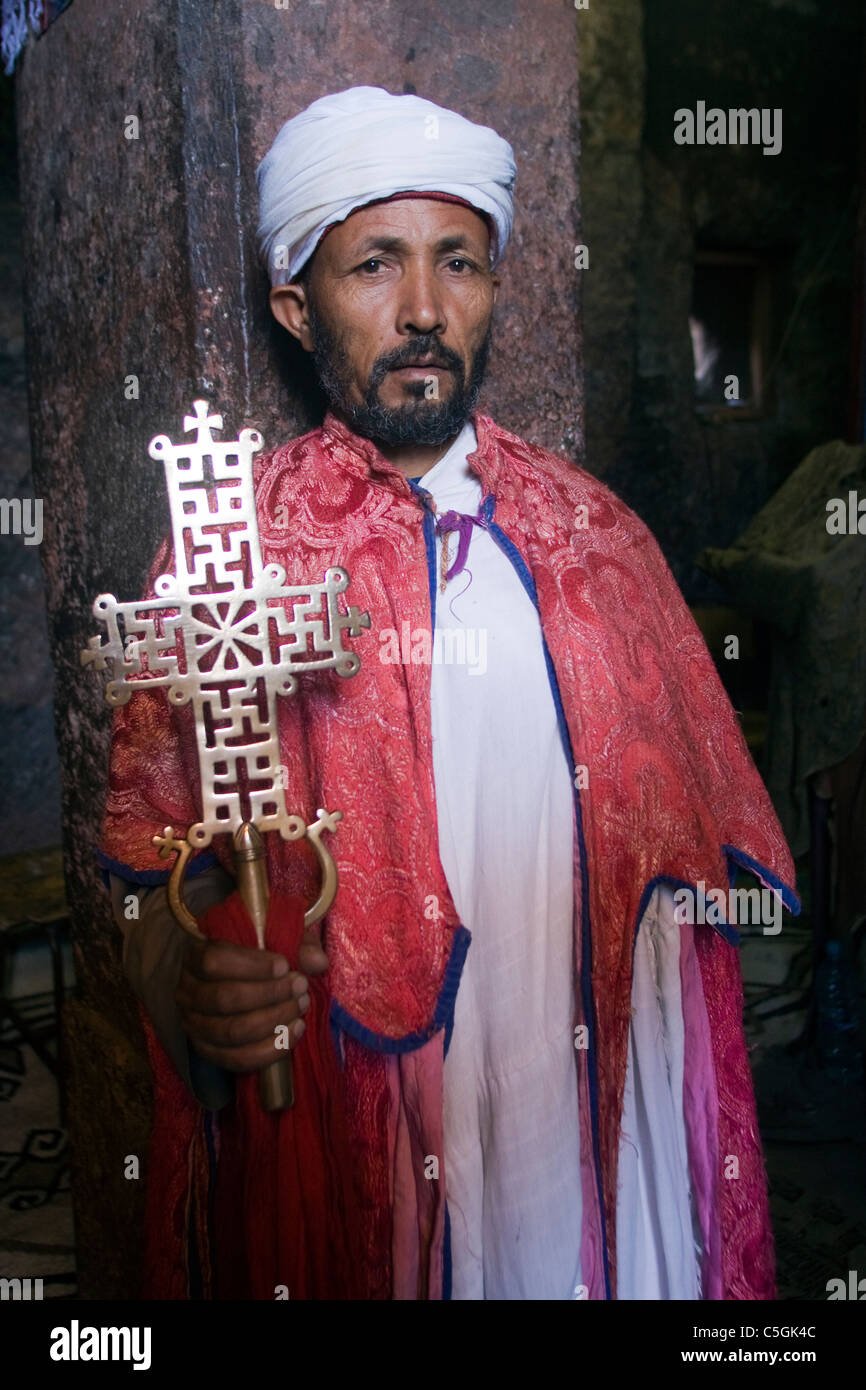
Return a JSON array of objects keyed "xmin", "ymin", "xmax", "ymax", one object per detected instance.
[{"xmin": 175, "ymin": 928, "xmax": 329, "ymax": 1074}]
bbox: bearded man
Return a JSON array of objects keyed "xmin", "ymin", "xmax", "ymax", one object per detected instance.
[{"xmin": 100, "ymin": 85, "xmax": 798, "ymax": 1301}]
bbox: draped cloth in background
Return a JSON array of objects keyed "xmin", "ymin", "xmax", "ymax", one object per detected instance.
[{"xmin": 700, "ymin": 439, "xmax": 866, "ymax": 863}]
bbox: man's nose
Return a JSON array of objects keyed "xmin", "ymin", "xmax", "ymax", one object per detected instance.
[{"xmin": 397, "ymin": 261, "xmax": 446, "ymax": 337}]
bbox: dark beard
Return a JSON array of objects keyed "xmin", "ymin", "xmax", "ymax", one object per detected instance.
[{"xmin": 307, "ymin": 295, "xmax": 492, "ymax": 447}]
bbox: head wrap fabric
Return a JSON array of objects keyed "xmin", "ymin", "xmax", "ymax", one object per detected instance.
[
  {"xmin": 256, "ymin": 85, "xmax": 517, "ymax": 286},
  {"xmin": 315, "ymin": 189, "xmax": 495, "ymax": 256}
]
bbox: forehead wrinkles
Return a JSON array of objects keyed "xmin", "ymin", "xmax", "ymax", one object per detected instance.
[{"xmin": 323, "ymin": 202, "xmax": 491, "ymax": 268}]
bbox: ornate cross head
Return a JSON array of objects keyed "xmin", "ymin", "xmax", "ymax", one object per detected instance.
[{"xmin": 82, "ymin": 400, "xmax": 372, "ymax": 853}]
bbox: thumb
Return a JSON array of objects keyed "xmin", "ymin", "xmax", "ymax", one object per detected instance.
[{"xmin": 296, "ymin": 925, "xmax": 329, "ymax": 976}]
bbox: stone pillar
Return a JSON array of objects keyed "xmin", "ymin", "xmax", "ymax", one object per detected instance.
[
  {"xmin": 15, "ymin": 0, "xmax": 582, "ymax": 1296},
  {"xmin": 579, "ymin": 0, "xmax": 646, "ymax": 480}
]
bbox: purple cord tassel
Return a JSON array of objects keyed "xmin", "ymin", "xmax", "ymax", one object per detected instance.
[{"xmin": 434, "ymin": 509, "xmax": 485, "ymax": 581}]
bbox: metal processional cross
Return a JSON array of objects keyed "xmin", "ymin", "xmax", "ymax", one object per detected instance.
[{"xmin": 81, "ymin": 399, "xmax": 372, "ymax": 1109}]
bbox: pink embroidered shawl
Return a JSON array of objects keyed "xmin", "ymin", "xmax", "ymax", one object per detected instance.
[{"xmin": 100, "ymin": 408, "xmax": 797, "ymax": 1299}]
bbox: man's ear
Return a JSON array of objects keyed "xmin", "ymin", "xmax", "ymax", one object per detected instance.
[{"xmin": 269, "ymin": 284, "xmax": 315, "ymax": 352}]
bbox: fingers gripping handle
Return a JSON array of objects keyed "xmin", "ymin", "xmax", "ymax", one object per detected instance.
[{"xmin": 153, "ymin": 812, "xmax": 342, "ymax": 1112}]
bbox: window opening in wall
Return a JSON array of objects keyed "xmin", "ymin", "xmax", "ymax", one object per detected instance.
[{"xmin": 690, "ymin": 251, "xmax": 771, "ymax": 419}]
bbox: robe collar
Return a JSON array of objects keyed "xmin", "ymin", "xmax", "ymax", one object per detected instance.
[{"xmin": 320, "ymin": 407, "xmax": 501, "ymax": 499}]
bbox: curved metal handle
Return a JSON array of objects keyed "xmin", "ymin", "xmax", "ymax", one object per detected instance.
[
  {"xmin": 153, "ymin": 809, "xmax": 343, "ymax": 937},
  {"xmin": 302, "ymin": 808, "xmax": 342, "ymax": 929},
  {"xmin": 152, "ymin": 829, "xmax": 203, "ymax": 939}
]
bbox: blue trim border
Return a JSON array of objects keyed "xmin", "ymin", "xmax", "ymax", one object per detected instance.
[
  {"xmin": 96, "ymin": 847, "xmax": 220, "ymax": 891},
  {"xmin": 329, "ymin": 923, "xmax": 471, "ymax": 1056},
  {"xmin": 723, "ymin": 844, "xmax": 801, "ymax": 917},
  {"xmin": 633, "ymin": 873, "xmax": 740, "ymax": 949},
  {"xmin": 407, "ymin": 478, "xmax": 440, "ymax": 628},
  {"xmin": 443, "ymin": 1202, "xmax": 452, "ymax": 1302},
  {"xmin": 630, "ymin": 858, "xmax": 800, "ymax": 955}
]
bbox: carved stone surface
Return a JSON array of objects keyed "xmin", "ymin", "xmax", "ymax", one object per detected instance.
[{"xmin": 15, "ymin": 0, "xmax": 582, "ymax": 1294}]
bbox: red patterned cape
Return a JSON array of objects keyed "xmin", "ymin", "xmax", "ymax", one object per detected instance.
[{"xmin": 100, "ymin": 408, "xmax": 798, "ymax": 1299}]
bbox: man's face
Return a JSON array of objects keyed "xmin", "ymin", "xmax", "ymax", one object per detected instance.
[{"xmin": 270, "ymin": 199, "xmax": 499, "ymax": 447}]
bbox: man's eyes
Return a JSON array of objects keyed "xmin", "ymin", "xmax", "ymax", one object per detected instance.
[{"xmin": 355, "ymin": 257, "xmax": 475, "ymax": 274}]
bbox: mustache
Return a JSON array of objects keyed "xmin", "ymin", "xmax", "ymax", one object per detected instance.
[{"xmin": 370, "ymin": 338, "xmax": 464, "ymax": 383}]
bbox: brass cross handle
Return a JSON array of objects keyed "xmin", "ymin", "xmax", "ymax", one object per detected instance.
[
  {"xmin": 153, "ymin": 809, "xmax": 342, "ymax": 1110},
  {"xmin": 152, "ymin": 808, "xmax": 342, "ymax": 938}
]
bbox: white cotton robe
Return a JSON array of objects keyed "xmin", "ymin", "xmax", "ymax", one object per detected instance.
[{"xmin": 415, "ymin": 422, "xmax": 703, "ymax": 1301}]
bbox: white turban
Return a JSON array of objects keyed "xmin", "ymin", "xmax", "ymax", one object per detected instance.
[{"xmin": 256, "ymin": 85, "xmax": 517, "ymax": 286}]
